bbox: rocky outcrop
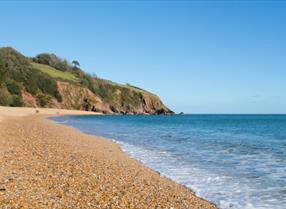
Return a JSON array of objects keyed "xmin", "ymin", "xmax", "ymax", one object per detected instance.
[
  {"xmin": 53, "ymin": 81, "xmax": 173, "ymax": 115},
  {"xmin": 19, "ymin": 81, "xmax": 173, "ymax": 115}
]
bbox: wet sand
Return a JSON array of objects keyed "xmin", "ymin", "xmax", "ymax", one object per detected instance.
[{"xmin": 0, "ymin": 107, "xmax": 217, "ymax": 208}]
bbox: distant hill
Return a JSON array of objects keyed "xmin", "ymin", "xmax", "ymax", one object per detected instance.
[{"xmin": 0, "ymin": 47, "xmax": 173, "ymax": 115}]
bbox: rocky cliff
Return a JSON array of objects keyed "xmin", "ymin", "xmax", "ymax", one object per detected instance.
[{"xmin": 0, "ymin": 47, "xmax": 173, "ymax": 115}]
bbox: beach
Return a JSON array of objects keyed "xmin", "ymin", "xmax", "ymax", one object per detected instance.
[{"xmin": 0, "ymin": 107, "xmax": 216, "ymax": 209}]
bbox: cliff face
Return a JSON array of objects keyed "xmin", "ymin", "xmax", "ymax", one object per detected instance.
[
  {"xmin": 0, "ymin": 47, "xmax": 173, "ymax": 115},
  {"xmin": 37, "ymin": 81, "xmax": 173, "ymax": 115}
]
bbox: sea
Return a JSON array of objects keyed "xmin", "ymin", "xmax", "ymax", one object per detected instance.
[{"xmin": 51, "ymin": 114, "xmax": 286, "ymax": 209}]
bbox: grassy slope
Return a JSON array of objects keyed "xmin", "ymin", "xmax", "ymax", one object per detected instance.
[
  {"xmin": 32, "ymin": 63, "xmax": 78, "ymax": 82},
  {"xmin": 33, "ymin": 62, "xmax": 155, "ymax": 97},
  {"xmin": 32, "ymin": 63, "xmax": 149, "ymax": 94}
]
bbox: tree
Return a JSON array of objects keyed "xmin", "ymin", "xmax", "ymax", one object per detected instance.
[{"xmin": 72, "ymin": 60, "xmax": 80, "ymax": 68}]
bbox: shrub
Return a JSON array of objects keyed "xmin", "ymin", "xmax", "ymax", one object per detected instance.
[
  {"xmin": 0, "ymin": 85, "xmax": 13, "ymax": 106},
  {"xmin": 34, "ymin": 53, "xmax": 71, "ymax": 72},
  {"xmin": 37, "ymin": 75, "xmax": 57, "ymax": 95},
  {"xmin": 11, "ymin": 95, "xmax": 23, "ymax": 107},
  {"xmin": 34, "ymin": 53, "xmax": 51, "ymax": 65},
  {"xmin": 6, "ymin": 81, "xmax": 21, "ymax": 95},
  {"xmin": 36, "ymin": 94, "xmax": 50, "ymax": 107},
  {"xmin": 55, "ymin": 91, "xmax": 63, "ymax": 103},
  {"xmin": 54, "ymin": 60, "xmax": 69, "ymax": 71},
  {"xmin": 24, "ymin": 75, "xmax": 38, "ymax": 95}
]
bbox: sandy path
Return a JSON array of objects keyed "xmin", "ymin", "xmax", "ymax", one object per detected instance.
[{"xmin": 0, "ymin": 107, "xmax": 217, "ymax": 208}]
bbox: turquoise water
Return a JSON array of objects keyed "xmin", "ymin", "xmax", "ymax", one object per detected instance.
[{"xmin": 52, "ymin": 115, "xmax": 286, "ymax": 209}]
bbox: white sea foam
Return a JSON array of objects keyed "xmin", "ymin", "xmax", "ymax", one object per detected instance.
[{"xmin": 116, "ymin": 141, "xmax": 286, "ymax": 209}]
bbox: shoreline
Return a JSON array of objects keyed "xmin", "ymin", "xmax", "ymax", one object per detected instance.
[{"xmin": 0, "ymin": 106, "xmax": 217, "ymax": 208}]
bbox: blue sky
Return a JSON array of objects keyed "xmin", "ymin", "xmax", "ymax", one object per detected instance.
[{"xmin": 1, "ymin": 1, "xmax": 286, "ymax": 113}]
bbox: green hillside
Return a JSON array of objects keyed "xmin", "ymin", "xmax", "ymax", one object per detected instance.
[
  {"xmin": 32, "ymin": 63, "xmax": 78, "ymax": 82},
  {"xmin": 0, "ymin": 47, "xmax": 173, "ymax": 115}
]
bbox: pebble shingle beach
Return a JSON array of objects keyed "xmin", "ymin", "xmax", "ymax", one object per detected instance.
[{"xmin": 0, "ymin": 107, "xmax": 217, "ymax": 209}]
